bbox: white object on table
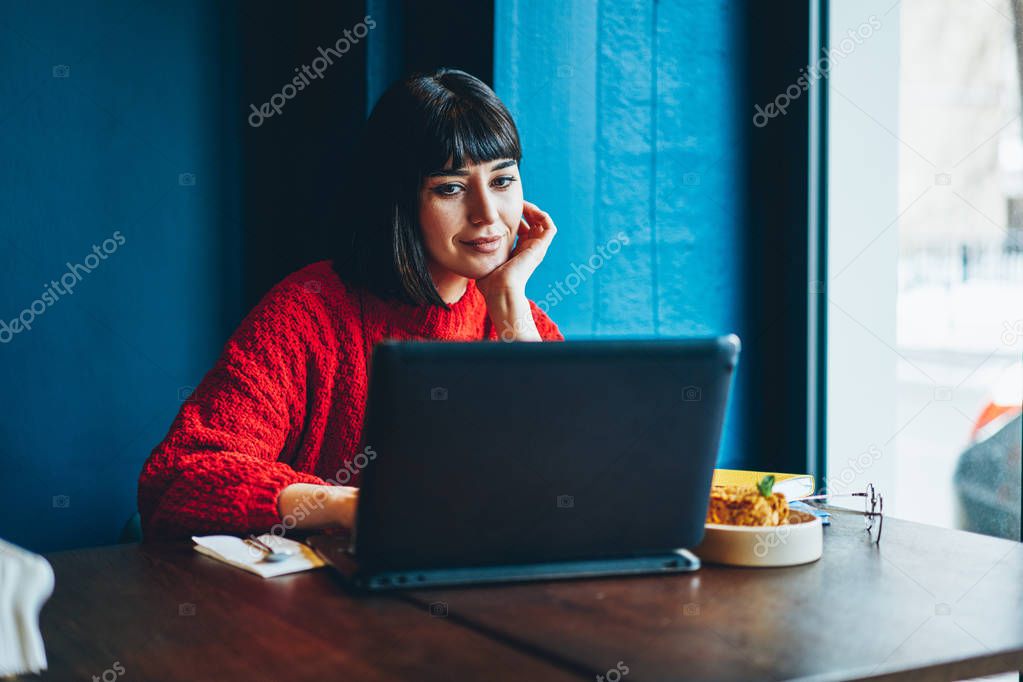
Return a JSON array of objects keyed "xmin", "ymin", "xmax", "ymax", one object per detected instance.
[
  {"xmin": 191, "ymin": 534, "xmax": 325, "ymax": 578},
  {"xmin": 694, "ymin": 511, "xmax": 824, "ymax": 567},
  {"xmin": 0, "ymin": 537, "xmax": 55, "ymax": 677}
]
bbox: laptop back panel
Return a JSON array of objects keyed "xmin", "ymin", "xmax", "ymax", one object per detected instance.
[{"xmin": 353, "ymin": 337, "xmax": 739, "ymax": 572}]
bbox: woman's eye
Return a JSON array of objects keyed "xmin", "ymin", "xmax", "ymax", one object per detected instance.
[
  {"xmin": 434, "ymin": 183, "xmax": 463, "ymax": 196},
  {"xmin": 432, "ymin": 176, "xmax": 516, "ymax": 196}
]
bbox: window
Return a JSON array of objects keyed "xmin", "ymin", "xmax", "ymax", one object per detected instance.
[{"xmin": 827, "ymin": 0, "xmax": 1022, "ymax": 540}]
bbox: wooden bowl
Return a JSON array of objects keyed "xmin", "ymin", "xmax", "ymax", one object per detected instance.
[{"xmin": 694, "ymin": 509, "xmax": 823, "ymax": 567}]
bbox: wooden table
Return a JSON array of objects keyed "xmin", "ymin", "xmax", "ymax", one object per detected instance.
[{"xmin": 31, "ymin": 514, "xmax": 1023, "ymax": 681}]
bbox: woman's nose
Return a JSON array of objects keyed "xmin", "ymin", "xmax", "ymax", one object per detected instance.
[{"xmin": 467, "ymin": 186, "xmax": 500, "ymax": 226}]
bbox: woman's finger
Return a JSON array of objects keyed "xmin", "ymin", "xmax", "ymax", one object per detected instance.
[
  {"xmin": 522, "ymin": 201, "xmax": 551, "ymax": 229},
  {"xmin": 521, "ymin": 201, "xmax": 557, "ymax": 236}
]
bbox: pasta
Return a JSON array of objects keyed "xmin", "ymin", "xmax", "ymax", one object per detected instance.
[{"xmin": 706, "ymin": 479, "xmax": 790, "ymax": 526}]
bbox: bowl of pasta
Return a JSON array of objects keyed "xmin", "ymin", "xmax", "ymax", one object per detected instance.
[{"xmin": 694, "ymin": 475, "xmax": 823, "ymax": 567}]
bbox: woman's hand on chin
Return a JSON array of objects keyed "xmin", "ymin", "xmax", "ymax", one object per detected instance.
[
  {"xmin": 476, "ymin": 201, "xmax": 557, "ymax": 342},
  {"xmin": 476, "ymin": 200, "xmax": 557, "ymax": 300}
]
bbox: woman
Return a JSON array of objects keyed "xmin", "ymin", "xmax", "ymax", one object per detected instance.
[{"xmin": 137, "ymin": 68, "xmax": 563, "ymax": 539}]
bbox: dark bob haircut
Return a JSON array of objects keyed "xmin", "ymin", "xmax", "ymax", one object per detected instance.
[{"xmin": 331, "ymin": 67, "xmax": 522, "ymax": 308}]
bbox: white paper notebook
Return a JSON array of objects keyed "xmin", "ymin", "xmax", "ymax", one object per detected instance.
[{"xmin": 191, "ymin": 534, "xmax": 325, "ymax": 578}]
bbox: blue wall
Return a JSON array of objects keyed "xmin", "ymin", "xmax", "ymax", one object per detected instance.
[
  {"xmin": 0, "ymin": 1, "xmax": 241, "ymax": 552},
  {"xmin": 495, "ymin": 0, "xmax": 747, "ymax": 466},
  {"xmin": 2, "ymin": 0, "xmax": 757, "ymax": 552}
]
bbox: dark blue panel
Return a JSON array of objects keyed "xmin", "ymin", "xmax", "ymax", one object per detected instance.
[{"xmin": 0, "ymin": 1, "xmax": 240, "ymax": 552}]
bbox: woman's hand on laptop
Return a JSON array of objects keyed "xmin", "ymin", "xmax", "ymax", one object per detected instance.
[{"xmin": 277, "ymin": 483, "xmax": 358, "ymax": 531}]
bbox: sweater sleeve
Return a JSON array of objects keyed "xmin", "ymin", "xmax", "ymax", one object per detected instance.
[
  {"xmin": 528, "ymin": 300, "xmax": 565, "ymax": 341},
  {"xmin": 137, "ymin": 280, "xmax": 327, "ymax": 540}
]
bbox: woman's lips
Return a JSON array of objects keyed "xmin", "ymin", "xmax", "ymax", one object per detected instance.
[{"xmin": 460, "ymin": 235, "xmax": 503, "ymax": 253}]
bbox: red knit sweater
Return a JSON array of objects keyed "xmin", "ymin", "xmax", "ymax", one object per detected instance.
[{"xmin": 137, "ymin": 260, "xmax": 564, "ymax": 539}]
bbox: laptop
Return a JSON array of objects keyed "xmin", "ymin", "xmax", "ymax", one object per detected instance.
[{"xmin": 307, "ymin": 335, "xmax": 740, "ymax": 590}]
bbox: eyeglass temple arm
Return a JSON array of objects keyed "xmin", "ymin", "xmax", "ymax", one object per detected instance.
[{"xmin": 797, "ymin": 492, "xmax": 868, "ymax": 502}]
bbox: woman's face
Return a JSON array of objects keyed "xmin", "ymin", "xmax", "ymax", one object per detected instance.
[{"xmin": 418, "ymin": 157, "xmax": 523, "ymax": 289}]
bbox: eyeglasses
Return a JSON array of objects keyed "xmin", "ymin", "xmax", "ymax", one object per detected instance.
[{"xmin": 798, "ymin": 483, "xmax": 884, "ymax": 544}]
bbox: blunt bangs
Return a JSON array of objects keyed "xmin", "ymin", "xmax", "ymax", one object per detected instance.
[{"xmin": 417, "ymin": 90, "xmax": 522, "ymax": 175}]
